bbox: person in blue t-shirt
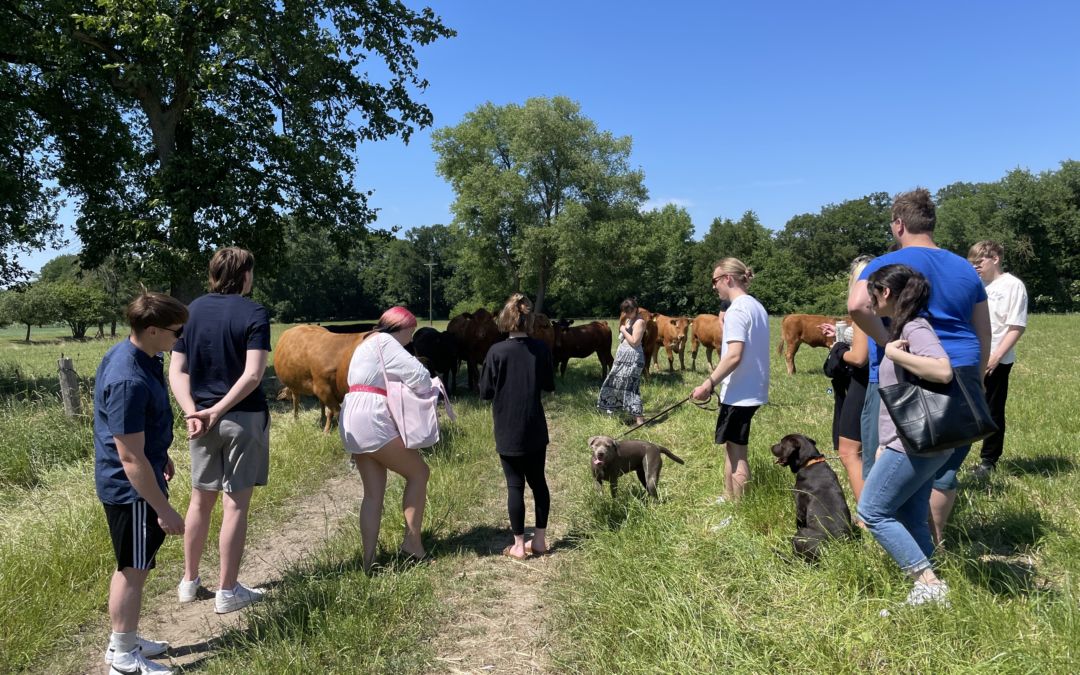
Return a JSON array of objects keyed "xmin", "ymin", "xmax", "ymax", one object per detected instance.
[
  {"xmin": 169, "ymin": 247, "xmax": 272, "ymax": 614},
  {"xmin": 95, "ymin": 292, "xmax": 188, "ymax": 675},
  {"xmin": 848, "ymin": 188, "xmax": 990, "ymax": 547}
]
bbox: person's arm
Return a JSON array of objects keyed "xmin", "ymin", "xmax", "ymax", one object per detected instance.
[
  {"xmin": 692, "ymin": 341, "xmax": 744, "ymax": 401},
  {"xmin": 848, "ymin": 279, "xmax": 888, "ymax": 347},
  {"xmin": 386, "ymin": 336, "xmax": 433, "ymax": 391},
  {"xmin": 540, "ymin": 344, "xmax": 556, "ymax": 393},
  {"xmin": 622, "ymin": 318, "xmax": 645, "ymax": 348},
  {"xmin": 114, "ymin": 432, "xmax": 184, "ymax": 534},
  {"xmin": 884, "ymin": 340, "xmax": 952, "ymax": 383},
  {"xmin": 479, "ymin": 350, "xmax": 497, "ymax": 400},
  {"xmin": 971, "ymin": 300, "xmax": 991, "ymax": 376},
  {"xmin": 185, "ymin": 349, "xmax": 269, "ymax": 437},
  {"xmin": 988, "ymin": 326, "xmax": 1025, "ymax": 374},
  {"xmin": 168, "ymin": 351, "xmax": 202, "ymax": 438},
  {"xmin": 843, "ymin": 324, "xmax": 869, "ymax": 367}
]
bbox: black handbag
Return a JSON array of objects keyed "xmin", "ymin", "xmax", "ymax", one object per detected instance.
[{"xmin": 878, "ymin": 365, "xmax": 998, "ymax": 455}]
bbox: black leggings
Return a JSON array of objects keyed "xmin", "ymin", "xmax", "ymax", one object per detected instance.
[{"xmin": 499, "ymin": 453, "xmax": 550, "ymax": 535}]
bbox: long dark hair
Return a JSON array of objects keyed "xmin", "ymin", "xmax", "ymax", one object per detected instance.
[{"xmin": 866, "ymin": 264, "xmax": 931, "ymax": 340}]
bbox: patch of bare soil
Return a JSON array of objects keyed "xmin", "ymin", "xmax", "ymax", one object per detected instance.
[
  {"xmin": 428, "ymin": 433, "xmax": 578, "ymax": 675},
  {"xmin": 72, "ymin": 473, "xmax": 360, "ymax": 674}
]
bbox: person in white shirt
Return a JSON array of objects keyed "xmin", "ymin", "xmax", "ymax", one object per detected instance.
[
  {"xmin": 691, "ymin": 257, "xmax": 770, "ymax": 501},
  {"xmin": 968, "ymin": 240, "xmax": 1028, "ymax": 478}
]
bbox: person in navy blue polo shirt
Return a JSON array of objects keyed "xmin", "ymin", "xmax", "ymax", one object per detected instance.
[
  {"xmin": 848, "ymin": 188, "xmax": 990, "ymax": 548},
  {"xmin": 169, "ymin": 247, "xmax": 272, "ymax": 614},
  {"xmin": 95, "ymin": 292, "xmax": 188, "ymax": 675}
]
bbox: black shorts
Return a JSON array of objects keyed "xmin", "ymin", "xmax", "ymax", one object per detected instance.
[
  {"xmin": 714, "ymin": 404, "xmax": 760, "ymax": 445},
  {"xmin": 103, "ymin": 500, "xmax": 167, "ymax": 571}
]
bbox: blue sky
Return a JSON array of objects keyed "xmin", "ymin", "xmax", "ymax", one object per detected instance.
[{"xmin": 23, "ymin": 0, "xmax": 1080, "ymax": 272}]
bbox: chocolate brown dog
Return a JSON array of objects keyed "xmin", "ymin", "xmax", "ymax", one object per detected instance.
[
  {"xmin": 588, "ymin": 435, "xmax": 684, "ymax": 498},
  {"xmin": 771, "ymin": 434, "xmax": 856, "ymax": 561}
]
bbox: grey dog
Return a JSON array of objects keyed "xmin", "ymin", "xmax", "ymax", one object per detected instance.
[{"xmin": 588, "ymin": 435, "xmax": 684, "ymax": 498}]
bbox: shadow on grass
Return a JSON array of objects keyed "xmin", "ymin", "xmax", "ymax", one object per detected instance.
[
  {"xmin": 955, "ymin": 506, "xmax": 1056, "ymax": 597},
  {"xmin": 1002, "ymin": 455, "xmax": 1077, "ymax": 477}
]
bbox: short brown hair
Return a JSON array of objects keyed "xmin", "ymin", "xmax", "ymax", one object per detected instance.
[
  {"xmin": 497, "ymin": 293, "xmax": 535, "ymax": 333},
  {"xmin": 208, "ymin": 247, "xmax": 255, "ymax": 294},
  {"xmin": 968, "ymin": 240, "xmax": 1004, "ymax": 263},
  {"xmin": 126, "ymin": 292, "xmax": 189, "ymax": 334},
  {"xmin": 891, "ymin": 188, "xmax": 936, "ymax": 234}
]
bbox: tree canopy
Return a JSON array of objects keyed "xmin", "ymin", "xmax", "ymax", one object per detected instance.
[{"xmin": 1, "ymin": 0, "xmax": 454, "ymax": 297}]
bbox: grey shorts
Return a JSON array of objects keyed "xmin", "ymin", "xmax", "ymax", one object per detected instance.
[{"xmin": 190, "ymin": 410, "xmax": 270, "ymax": 492}]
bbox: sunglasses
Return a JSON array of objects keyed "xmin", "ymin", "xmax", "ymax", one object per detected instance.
[
  {"xmin": 711, "ymin": 274, "xmax": 727, "ymax": 285},
  {"xmin": 158, "ymin": 325, "xmax": 184, "ymax": 338}
]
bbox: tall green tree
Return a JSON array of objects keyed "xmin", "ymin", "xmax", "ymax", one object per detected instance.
[
  {"xmin": 433, "ymin": 96, "xmax": 647, "ymax": 314},
  {"xmin": 774, "ymin": 193, "xmax": 893, "ymax": 280},
  {"xmin": 2, "ymin": 0, "xmax": 454, "ymax": 299},
  {"xmin": 0, "ymin": 283, "xmax": 59, "ymax": 341}
]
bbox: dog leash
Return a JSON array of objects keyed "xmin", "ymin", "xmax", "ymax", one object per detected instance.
[{"xmin": 614, "ymin": 392, "xmax": 718, "ymax": 439}]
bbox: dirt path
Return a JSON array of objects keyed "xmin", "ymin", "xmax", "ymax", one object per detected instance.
[
  {"xmin": 74, "ymin": 472, "xmax": 361, "ymax": 674},
  {"xmin": 427, "ymin": 423, "xmax": 579, "ymax": 674}
]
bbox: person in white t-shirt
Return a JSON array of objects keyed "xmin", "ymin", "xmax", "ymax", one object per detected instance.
[
  {"xmin": 968, "ymin": 240, "xmax": 1028, "ymax": 478},
  {"xmin": 691, "ymin": 257, "xmax": 770, "ymax": 501}
]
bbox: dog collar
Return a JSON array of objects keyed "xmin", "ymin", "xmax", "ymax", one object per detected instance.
[{"xmin": 799, "ymin": 457, "xmax": 828, "ymax": 471}]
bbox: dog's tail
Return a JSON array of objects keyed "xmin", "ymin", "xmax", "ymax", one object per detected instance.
[{"xmin": 661, "ymin": 447, "xmax": 685, "ymax": 464}]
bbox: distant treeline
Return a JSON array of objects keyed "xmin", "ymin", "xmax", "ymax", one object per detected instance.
[{"xmin": 252, "ymin": 161, "xmax": 1080, "ymax": 322}]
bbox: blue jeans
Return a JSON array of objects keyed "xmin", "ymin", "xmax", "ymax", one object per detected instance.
[
  {"xmin": 860, "ymin": 382, "xmax": 880, "ymax": 479},
  {"xmin": 932, "ymin": 443, "xmax": 971, "ymax": 491},
  {"xmin": 857, "ymin": 447, "xmax": 953, "ymax": 574}
]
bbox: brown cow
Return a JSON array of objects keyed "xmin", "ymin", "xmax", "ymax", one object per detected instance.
[
  {"xmin": 553, "ymin": 319, "xmax": 614, "ymax": 377},
  {"xmin": 274, "ymin": 325, "xmax": 372, "ymax": 432},
  {"xmin": 627, "ymin": 308, "xmax": 660, "ymax": 379},
  {"xmin": 530, "ymin": 312, "xmax": 556, "ymax": 352},
  {"xmin": 446, "ymin": 308, "xmax": 501, "ymax": 391},
  {"xmin": 690, "ymin": 313, "xmax": 724, "ymax": 371},
  {"xmin": 654, "ymin": 314, "xmax": 691, "ymax": 371},
  {"xmin": 777, "ymin": 313, "xmax": 843, "ymax": 375}
]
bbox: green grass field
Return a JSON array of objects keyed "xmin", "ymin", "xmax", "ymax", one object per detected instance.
[{"xmin": 1, "ymin": 316, "xmax": 1077, "ymax": 672}]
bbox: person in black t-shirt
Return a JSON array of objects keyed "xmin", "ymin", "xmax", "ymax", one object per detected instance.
[
  {"xmin": 170, "ymin": 247, "xmax": 272, "ymax": 614},
  {"xmin": 480, "ymin": 293, "xmax": 556, "ymax": 560}
]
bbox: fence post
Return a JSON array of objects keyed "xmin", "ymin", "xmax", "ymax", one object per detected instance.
[{"xmin": 58, "ymin": 355, "xmax": 82, "ymax": 417}]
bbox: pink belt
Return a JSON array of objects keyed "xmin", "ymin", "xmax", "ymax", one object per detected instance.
[{"xmin": 349, "ymin": 384, "xmax": 387, "ymax": 396}]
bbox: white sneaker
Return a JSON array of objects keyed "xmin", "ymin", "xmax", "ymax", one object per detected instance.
[
  {"xmin": 215, "ymin": 582, "xmax": 266, "ymax": 614},
  {"xmin": 904, "ymin": 580, "xmax": 950, "ymax": 608},
  {"xmin": 177, "ymin": 576, "xmax": 200, "ymax": 603},
  {"xmin": 104, "ymin": 636, "xmax": 169, "ymax": 663},
  {"xmin": 109, "ymin": 647, "xmax": 173, "ymax": 674}
]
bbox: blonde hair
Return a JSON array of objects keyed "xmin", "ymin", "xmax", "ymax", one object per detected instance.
[
  {"xmin": 712, "ymin": 257, "xmax": 754, "ymax": 286},
  {"xmin": 497, "ymin": 293, "xmax": 534, "ymax": 333},
  {"xmin": 968, "ymin": 240, "xmax": 1004, "ymax": 263},
  {"xmin": 849, "ymin": 255, "xmax": 873, "ymax": 291}
]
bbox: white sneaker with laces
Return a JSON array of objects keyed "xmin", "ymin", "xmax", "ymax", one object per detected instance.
[
  {"xmin": 104, "ymin": 636, "xmax": 169, "ymax": 663},
  {"xmin": 904, "ymin": 580, "xmax": 950, "ymax": 608},
  {"xmin": 177, "ymin": 576, "xmax": 200, "ymax": 603},
  {"xmin": 109, "ymin": 647, "xmax": 173, "ymax": 675},
  {"xmin": 215, "ymin": 582, "xmax": 266, "ymax": 614}
]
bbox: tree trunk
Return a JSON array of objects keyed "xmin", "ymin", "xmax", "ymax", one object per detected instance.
[
  {"xmin": 110, "ymin": 319, "xmax": 118, "ymax": 337},
  {"xmin": 24, "ymin": 323, "xmax": 30, "ymax": 342},
  {"xmin": 534, "ymin": 258, "xmax": 547, "ymax": 316}
]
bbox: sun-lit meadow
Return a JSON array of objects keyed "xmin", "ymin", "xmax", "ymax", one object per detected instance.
[{"xmin": 1, "ymin": 315, "xmax": 1077, "ymax": 673}]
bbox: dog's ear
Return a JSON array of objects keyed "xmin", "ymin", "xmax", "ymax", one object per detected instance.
[
  {"xmin": 587, "ymin": 435, "xmax": 598, "ymax": 448},
  {"xmin": 806, "ymin": 437, "xmax": 818, "ymax": 449}
]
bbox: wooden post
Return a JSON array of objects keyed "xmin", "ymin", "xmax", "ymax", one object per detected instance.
[{"xmin": 58, "ymin": 355, "xmax": 82, "ymax": 417}]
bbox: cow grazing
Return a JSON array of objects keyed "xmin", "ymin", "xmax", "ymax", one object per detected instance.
[
  {"xmin": 654, "ymin": 314, "xmax": 691, "ymax": 371},
  {"xmin": 777, "ymin": 313, "xmax": 842, "ymax": 375},
  {"xmin": 274, "ymin": 325, "xmax": 372, "ymax": 432},
  {"xmin": 690, "ymin": 313, "xmax": 724, "ymax": 372},
  {"xmin": 412, "ymin": 327, "xmax": 459, "ymax": 391},
  {"xmin": 446, "ymin": 308, "xmax": 502, "ymax": 391},
  {"xmin": 553, "ymin": 319, "xmax": 614, "ymax": 378}
]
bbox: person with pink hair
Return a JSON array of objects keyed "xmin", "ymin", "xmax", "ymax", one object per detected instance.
[{"xmin": 339, "ymin": 306, "xmax": 434, "ymax": 570}]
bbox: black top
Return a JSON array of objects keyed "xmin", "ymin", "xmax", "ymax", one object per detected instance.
[
  {"xmin": 173, "ymin": 293, "xmax": 272, "ymax": 412},
  {"xmin": 479, "ymin": 337, "xmax": 555, "ymax": 456}
]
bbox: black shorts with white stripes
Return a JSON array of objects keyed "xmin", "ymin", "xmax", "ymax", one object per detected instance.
[{"xmin": 103, "ymin": 499, "xmax": 167, "ymax": 571}]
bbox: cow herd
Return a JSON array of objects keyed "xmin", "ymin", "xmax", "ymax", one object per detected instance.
[{"xmin": 274, "ymin": 310, "xmax": 845, "ymax": 430}]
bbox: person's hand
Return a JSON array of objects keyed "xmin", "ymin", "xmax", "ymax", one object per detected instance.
[
  {"xmin": 164, "ymin": 457, "xmax": 175, "ymax": 482},
  {"xmin": 818, "ymin": 323, "xmax": 836, "ymax": 338},
  {"xmin": 691, "ymin": 381, "xmax": 713, "ymax": 402},
  {"xmin": 986, "ymin": 353, "xmax": 1001, "ymax": 375},
  {"xmin": 884, "ymin": 339, "xmax": 909, "ymax": 360},
  {"xmin": 185, "ymin": 407, "xmax": 221, "ymax": 439},
  {"xmin": 875, "ymin": 445, "xmax": 884, "ymax": 461},
  {"xmin": 157, "ymin": 506, "xmax": 185, "ymax": 535}
]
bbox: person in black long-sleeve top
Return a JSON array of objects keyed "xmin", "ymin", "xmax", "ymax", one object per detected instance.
[{"xmin": 480, "ymin": 293, "xmax": 556, "ymax": 560}]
